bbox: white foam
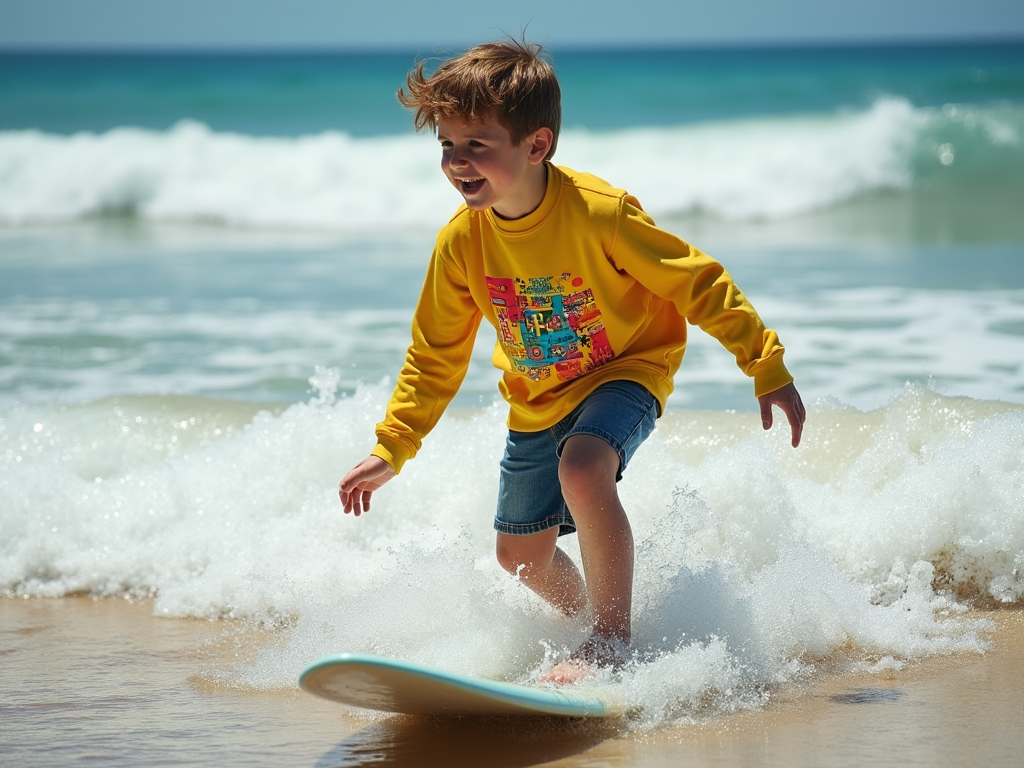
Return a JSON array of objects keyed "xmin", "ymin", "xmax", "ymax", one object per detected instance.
[
  {"xmin": 677, "ymin": 286, "xmax": 1024, "ymax": 410},
  {"xmin": 2, "ymin": 380, "xmax": 1011, "ymax": 724},
  {"xmin": 4, "ymin": 285, "xmax": 1024, "ymax": 411},
  {"xmin": 559, "ymin": 97, "xmax": 924, "ymax": 220},
  {"xmin": 0, "ymin": 98, "xmax": 976, "ymax": 229},
  {"xmin": 0, "ymin": 122, "xmax": 457, "ymax": 232}
]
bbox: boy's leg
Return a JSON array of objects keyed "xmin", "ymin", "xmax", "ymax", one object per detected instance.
[
  {"xmin": 495, "ymin": 528, "xmax": 586, "ymax": 616},
  {"xmin": 538, "ymin": 434, "xmax": 635, "ymax": 684},
  {"xmin": 494, "ymin": 427, "xmax": 585, "ymax": 615},
  {"xmin": 542, "ymin": 381, "xmax": 657, "ymax": 682},
  {"xmin": 493, "ymin": 380, "xmax": 657, "ymax": 681},
  {"xmin": 557, "ymin": 433, "xmax": 634, "ymax": 644}
]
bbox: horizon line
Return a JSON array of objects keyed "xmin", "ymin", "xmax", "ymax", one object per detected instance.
[{"xmin": 2, "ymin": 34, "xmax": 1022, "ymax": 56}]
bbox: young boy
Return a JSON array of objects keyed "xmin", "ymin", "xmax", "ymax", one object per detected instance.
[{"xmin": 339, "ymin": 40, "xmax": 805, "ymax": 684}]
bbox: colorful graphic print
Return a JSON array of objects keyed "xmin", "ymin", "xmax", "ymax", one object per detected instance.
[{"xmin": 485, "ymin": 272, "xmax": 615, "ymax": 382}]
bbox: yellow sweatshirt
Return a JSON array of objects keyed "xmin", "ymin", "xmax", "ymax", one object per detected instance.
[{"xmin": 371, "ymin": 165, "xmax": 792, "ymax": 473}]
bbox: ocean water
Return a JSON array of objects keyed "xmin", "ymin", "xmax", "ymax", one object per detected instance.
[{"xmin": 2, "ymin": 41, "xmax": 1024, "ymax": 746}]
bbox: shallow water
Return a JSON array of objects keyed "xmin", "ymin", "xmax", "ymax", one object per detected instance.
[
  {"xmin": 2, "ymin": 598, "xmax": 1021, "ymax": 767},
  {"xmin": 2, "ymin": 372, "xmax": 1017, "ymax": 727},
  {"xmin": 0, "ymin": 598, "xmax": 349, "ymax": 767},
  {"xmin": 3, "ymin": 225, "xmax": 1023, "ymax": 409}
]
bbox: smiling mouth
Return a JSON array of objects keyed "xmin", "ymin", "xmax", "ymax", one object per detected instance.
[{"xmin": 459, "ymin": 177, "xmax": 485, "ymax": 194}]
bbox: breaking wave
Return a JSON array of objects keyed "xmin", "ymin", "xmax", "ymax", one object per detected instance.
[
  {"xmin": 1, "ymin": 98, "xmax": 1019, "ymax": 231},
  {"xmin": 2, "ymin": 382, "xmax": 1017, "ymax": 724}
]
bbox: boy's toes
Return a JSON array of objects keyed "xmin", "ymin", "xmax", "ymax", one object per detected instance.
[
  {"xmin": 540, "ymin": 634, "xmax": 629, "ymax": 685},
  {"xmin": 540, "ymin": 658, "xmax": 593, "ymax": 684}
]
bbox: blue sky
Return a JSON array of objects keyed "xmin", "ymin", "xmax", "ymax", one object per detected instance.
[{"xmin": 3, "ymin": 0, "xmax": 1024, "ymax": 50}]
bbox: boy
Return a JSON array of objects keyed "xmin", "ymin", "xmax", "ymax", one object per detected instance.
[{"xmin": 339, "ymin": 40, "xmax": 805, "ymax": 684}]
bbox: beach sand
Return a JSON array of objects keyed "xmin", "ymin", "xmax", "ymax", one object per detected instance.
[{"xmin": 1, "ymin": 597, "xmax": 1021, "ymax": 767}]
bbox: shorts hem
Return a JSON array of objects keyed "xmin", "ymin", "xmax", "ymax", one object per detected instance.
[
  {"xmin": 556, "ymin": 424, "xmax": 626, "ymax": 467},
  {"xmin": 493, "ymin": 514, "xmax": 577, "ymax": 536}
]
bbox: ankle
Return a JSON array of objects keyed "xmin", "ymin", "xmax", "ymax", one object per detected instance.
[
  {"xmin": 571, "ymin": 633, "xmax": 630, "ymax": 669},
  {"xmin": 590, "ymin": 618, "xmax": 630, "ymax": 646}
]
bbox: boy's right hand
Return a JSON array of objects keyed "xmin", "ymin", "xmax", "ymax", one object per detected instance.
[{"xmin": 339, "ymin": 456, "xmax": 395, "ymax": 516}]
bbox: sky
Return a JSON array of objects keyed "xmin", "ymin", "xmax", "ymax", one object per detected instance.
[{"xmin": 3, "ymin": 0, "xmax": 1024, "ymax": 50}]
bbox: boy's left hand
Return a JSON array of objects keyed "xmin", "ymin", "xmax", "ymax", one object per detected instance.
[{"xmin": 758, "ymin": 382, "xmax": 806, "ymax": 448}]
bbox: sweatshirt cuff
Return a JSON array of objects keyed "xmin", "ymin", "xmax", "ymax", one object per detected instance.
[
  {"xmin": 752, "ymin": 359, "xmax": 794, "ymax": 398},
  {"xmin": 371, "ymin": 440, "xmax": 411, "ymax": 475}
]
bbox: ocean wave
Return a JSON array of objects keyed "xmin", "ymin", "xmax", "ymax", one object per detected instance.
[
  {"xmin": 1, "ymin": 98, "xmax": 1019, "ymax": 230},
  {"xmin": 1, "ymin": 384, "xmax": 1013, "ymax": 723}
]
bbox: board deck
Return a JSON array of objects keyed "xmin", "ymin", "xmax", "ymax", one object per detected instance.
[{"xmin": 299, "ymin": 653, "xmax": 613, "ymax": 717}]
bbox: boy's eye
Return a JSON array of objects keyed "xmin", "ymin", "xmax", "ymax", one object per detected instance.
[{"xmin": 468, "ymin": 141, "xmax": 484, "ymax": 148}]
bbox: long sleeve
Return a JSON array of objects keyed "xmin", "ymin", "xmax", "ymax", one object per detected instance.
[
  {"xmin": 367, "ymin": 166, "xmax": 794, "ymax": 452},
  {"xmin": 371, "ymin": 246, "xmax": 482, "ymax": 473},
  {"xmin": 610, "ymin": 197, "xmax": 793, "ymax": 397}
]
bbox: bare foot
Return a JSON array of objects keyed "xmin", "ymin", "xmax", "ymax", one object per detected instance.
[
  {"xmin": 539, "ymin": 635, "xmax": 628, "ymax": 685},
  {"xmin": 541, "ymin": 658, "xmax": 591, "ymax": 684}
]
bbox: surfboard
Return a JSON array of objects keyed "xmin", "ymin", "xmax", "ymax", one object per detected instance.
[{"xmin": 299, "ymin": 653, "xmax": 613, "ymax": 717}]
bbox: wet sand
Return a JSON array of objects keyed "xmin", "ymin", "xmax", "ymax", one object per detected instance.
[{"xmin": 1, "ymin": 597, "xmax": 1021, "ymax": 767}]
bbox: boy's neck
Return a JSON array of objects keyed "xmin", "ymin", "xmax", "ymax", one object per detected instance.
[{"xmin": 492, "ymin": 163, "xmax": 549, "ymax": 221}]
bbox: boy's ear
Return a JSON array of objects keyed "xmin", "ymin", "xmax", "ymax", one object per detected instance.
[{"xmin": 526, "ymin": 127, "xmax": 554, "ymax": 165}]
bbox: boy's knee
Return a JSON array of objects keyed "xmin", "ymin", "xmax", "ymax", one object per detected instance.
[
  {"xmin": 495, "ymin": 531, "xmax": 557, "ymax": 576},
  {"xmin": 558, "ymin": 435, "xmax": 620, "ymax": 497},
  {"xmin": 495, "ymin": 538, "xmax": 522, "ymax": 575},
  {"xmin": 496, "ymin": 535, "xmax": 540, "ymax": 576}
]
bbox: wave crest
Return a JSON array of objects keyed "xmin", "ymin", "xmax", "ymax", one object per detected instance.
[{"xmin": 1, "ymin": 98, "xmax": 1020, "ymax": 230}]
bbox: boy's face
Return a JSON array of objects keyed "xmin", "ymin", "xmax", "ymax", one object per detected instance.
[{"xmin": 437, "ymin": 115, "xmax": 552, "ymax": 220}]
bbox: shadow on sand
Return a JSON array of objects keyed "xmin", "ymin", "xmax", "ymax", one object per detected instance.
[{"xmin": 314, "ymin": 714, "xmax": 624, "ymax": 767}]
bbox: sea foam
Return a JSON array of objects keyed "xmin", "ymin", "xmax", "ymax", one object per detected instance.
[
  {"xmin": 1, "ymin": 98, "xmax": 1019, "ymax": 230},
  {"xmin": 2, "ymin": 379, "xmax": 1016, "ymax": 724},
  {"xmin": 5, "ymin": 284, "xmax": 1024, "ymax": 412}
]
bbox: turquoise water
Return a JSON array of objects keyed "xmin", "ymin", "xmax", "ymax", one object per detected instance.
[
  {"xmin": 2, "ymin": 43, "xmax": 1022, "ymax": 238},
  {"xmin": 3, "ymin": 43, "xmax": 1022, "ymax": 135},
  {"xmin": 1, "ymin": 41, "xmax": 1023, "ymax": 418}
]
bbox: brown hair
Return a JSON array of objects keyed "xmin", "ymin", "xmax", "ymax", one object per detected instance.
[{"xmin": 397, "ymin": 39, "xmax": 561, "ymax": 160}]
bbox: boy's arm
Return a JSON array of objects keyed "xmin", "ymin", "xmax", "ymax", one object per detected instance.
[
  {"xmin": 370, "ymin": 246, "xmax": 482, "ymax": 473},
  {"xmin": 613, "ymin": 198, "xmax": 803, "ymax": 437},
  {"xmin": 338, "ymin": 245, "xmax": 480, "ymax": 514}
]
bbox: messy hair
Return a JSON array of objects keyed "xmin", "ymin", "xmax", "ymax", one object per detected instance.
[{"xmin": 397, "ymin": 39, "xmax": 561, "ymax": 160}]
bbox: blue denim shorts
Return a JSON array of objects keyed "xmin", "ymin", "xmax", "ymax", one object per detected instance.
[{"xmin": 494, "ymin": 380, "xmax": 659, "ymax": 538}]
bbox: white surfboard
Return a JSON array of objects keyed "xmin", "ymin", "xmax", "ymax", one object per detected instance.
[{"xmin": 299, "ymin": 653, "xmax": 613, "ymax": 717}]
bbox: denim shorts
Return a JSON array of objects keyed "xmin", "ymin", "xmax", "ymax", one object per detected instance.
[{"xmin": 494, "ymin": 380, "xmax": 659, "ymax": 538}]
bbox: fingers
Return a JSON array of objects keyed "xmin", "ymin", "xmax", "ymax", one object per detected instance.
[
  {"xmin": 338, "ymin": 482, "xmax": 372, "ymax": 516},
  {"xmin": 338, "ymin": 456, "xmax": 396, "ymax": 516},
  {"xmin": 758, "ymin": 383, "xmax": 807, "ymax": 448},
  {"xmin": 338, "ymin": 462, "xmax": 370, "ymax": 514},
  {"xmin": 338, "ymin": 475, "xmax": 361, "ymax": 516},
  {"xmin": 338, "ymin": 485, "xmax": 355, "ymax": 515},
  {"xmin": 784, "ymin": 400, "xmax": 805, "ymax": 448},
  {"xmin": 780, "ymin": 390, "xmax": 806, "ymax": 448}
]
